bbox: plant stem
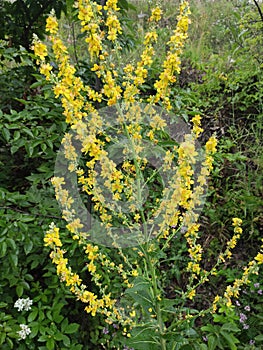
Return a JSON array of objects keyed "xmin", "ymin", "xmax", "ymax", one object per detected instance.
[{"xmin": 147, "ymin": 254, "xmax": 167, "ymax": 350}]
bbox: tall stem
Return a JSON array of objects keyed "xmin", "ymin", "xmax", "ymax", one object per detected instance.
[
  {"xmin": 117, "ymin": 103, "xmax": 166, "ymax": 349},
  {"xmin": 147, "ymin": 255, "xmax": 166, "ymax": 350}
]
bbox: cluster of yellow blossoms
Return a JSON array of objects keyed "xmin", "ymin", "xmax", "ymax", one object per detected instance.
[
  {"xmin": 213, "ymin": 221, "xmax": 263, "ymax": 312},
  {"xmin": 33, "ymin": 0, "xmax": 191, "ymax": 120}
]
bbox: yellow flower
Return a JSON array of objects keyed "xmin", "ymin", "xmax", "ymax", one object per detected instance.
[
  {"xmin": 40, "ymin": 63, "xmax": 53, "ymax": 80},
  {"xmin": 104, "ymin": 0, "xmax": 119, "ymax": 11},
  {"xmin": 191, "ymin": 114, "xmax": 203, "ymax": 138},
  {"xmin": 131, "ymin": 269, "xmax": 139, "ymax": 277},
  {"xmin": 32, "ymin": 41, "xmax": 48, "ymax": 61},
  {"xmin": 46, "ymin": 15, "xmax": 59, "ymax": 34},
  {"xmin": 205, "ymin": 135, "xmax": 217, "ymax": 154},
  {"xmin": 255, "ymin": 253, "xmax": 263, "ymax": 264},
  {"xmin": 44, "ymin": 224, "xmax": 62, "ymax": 247},
  {"xmin": 149, "ymin": 6, "xmax": 163, "ymax": 22},
  {"xmin": 134, "ymin": 213, "xmax": 140, "ymax": 222},
  {"xmin": 88, "ymin": 261, "xmax": 96, "ymax": 273},
  {"xmin": 66, "ymin": 219, "xmax": 83, "ymax": 234},
  {"xmin": 187, "ymin": 289, "xmax": 196, "ymax": 300},
  {"xmin": 232, "ymin": 217, "xmax": 242, "ymax": 226}
]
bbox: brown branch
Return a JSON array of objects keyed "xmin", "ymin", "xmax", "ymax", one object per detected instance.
[{"xmin": 252, "ymin": 0, "xmax": 263, "ymax": 24}]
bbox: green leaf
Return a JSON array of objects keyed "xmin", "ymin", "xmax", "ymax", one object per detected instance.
[
  {"xmin": 22, "ymin": 128, "xmax": 34, "ymax": 138},
  {"xmin": 2, "ymin": 128, "xmax": 10, "ymax": 142},
  {"xmin": 24, "ymin": 240, "xmax": 33, "ymax": 255},
  {"xmin": 201, "ymin": 324, "xmax": 216, "ymax": 333},
  {"xmin": 28, "ymin": 309, "xmax": 38, "ymax": 322},
  {"xmin": 61, "ymin": 318, "xmax": 68, "ymax": 332},
  {"xmin": 10, "ymin": 253, "xmax": 18, "ymax": 267},
  {"xmin": 255, "ymin": 334, "xmax": 263, "ymax": 342},
  {"xmin": 41, "ymin": 143, "xmax": 47, "ymax": 152},
  {"xmin": 25, "ymin": 143, "xmax": 34, "ymax": 157},
  {"xmin": 207, "ymin": 335, "xmax": 217, "ymax": 350},
  {"xmin": 220, "ymin": 331, "xmax": 238, "ymax": 350},
  {"xmin": 46, "ymin": 337, "xmax": 55, "ymax": 350},
  {"xmin": 6, "ymin": 337, "xmax": 14, "ymax": 349},
  {"xmin": 38, "ymin": 310, "xmax": 45, "ymax": 321},
  {"xmin": 30, "ymin": 323, "xmax": 39, "ymax": 338},
  {"xmin": 0, "ymin": 332, "xmax": 6, "ymax": 345},
  {"xmin": 221, "ymin": 323, "xmax": 240, "ymax": 333},
  {"xmin": 38, "ymin": 335, "xmax": 49, "ymax": 342},
  {"xmin": 16, "ymin": 284, "xmax": 24, "ymax": 297},
  {"xmin": 54, "ymin": 333, "xmax": 64, "ymax": 341},
  {"xmin": 47, "ymin": 310, "xmax": 53, "ymax": 321},
  {"xmin": 64, "ymin": 323, "xmax": 79, "ymax": 334},
  {"xmin": 6, "ymin": 238, "xmax": 16, "ymax": 250},
  {"xmin": 13, "ymin": 130, "xmax": 20, "ymax": 141},
  {"xmin": 61, "ymin": 334, "xmax": 71, "ymax": 347},
  {"xmin": 0, "ymin": 241, "xmax": 7, "ymax": 257}
]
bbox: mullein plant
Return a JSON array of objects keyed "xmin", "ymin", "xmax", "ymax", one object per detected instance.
[{"xmin": 32, "ymin": 0, "xmax": 263, "ymax": 348}]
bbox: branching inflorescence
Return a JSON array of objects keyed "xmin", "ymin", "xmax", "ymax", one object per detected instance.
[{"xmin": 32, "ymin": 0, "xmax": 263, "ymax": 347}]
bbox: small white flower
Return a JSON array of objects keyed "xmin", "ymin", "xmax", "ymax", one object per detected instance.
[
  {"xmin": 14, "ymin": 298, "xmax": 33, "ymax": 312},
  {"xmin": 17, "ymin": 324, "xmax": 31, "ymax": 340}
]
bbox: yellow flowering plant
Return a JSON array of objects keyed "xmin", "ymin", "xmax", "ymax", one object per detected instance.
[{"xmin": 32, "ymin": 1, "xmax": 263, "ymax": 348}]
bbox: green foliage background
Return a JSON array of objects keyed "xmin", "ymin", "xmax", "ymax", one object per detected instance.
[{"xmin": 0, "ymin": 0, "xmax": 262, "ymax": 349}]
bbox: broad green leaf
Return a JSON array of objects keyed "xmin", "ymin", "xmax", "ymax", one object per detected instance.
[
  {"xmin": 9, "ymin": 253, "xmax": 18, "ymax": 267},
  {"xmin": 28, "ymin": 309, "xmax": 38, "ymax": 322},
  {"xmin": 220, "ymin": 331, "xmax": 238, "ymax": 350},
  {"xmin": 24, "ymin": 240, "xmax": 33, "ymax": 255},
  {"xmin": 6, "ymin": 238, "xmax": 16, "ymax": 250},
  {"xmin": 255, "ymin": 334, "xmax": 263, "ymax": 342},
  {"xmin": 46, "ymin": 337, "xmax": 55, "ymax": 350},
  {"xmin": 221, "ymin": 323, "xmax": 240, "ymax": 333},
  {"xmin": 207, "ymin": 335, "xmax": 217, "ymax": 350},
  {"xmin": 61, "ymin": 334, "xmax": 71, "ymax": 347},
  {"xmin": 0, "ymin": 332, "xmax": 6, "ymax": 345},
  {"xmin": 2, "ymin": 128, "xmax": 10, "ymax": 142},
  {"xmin": 16, "ymin": 284, "xmax": 23, "ymax": 297},
  {"xmin": 64, "ymin": 323, "xmax": 79, "ymax": 334}
]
